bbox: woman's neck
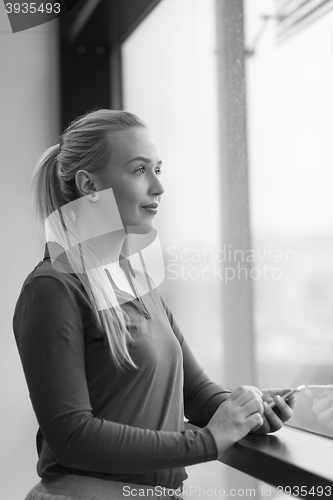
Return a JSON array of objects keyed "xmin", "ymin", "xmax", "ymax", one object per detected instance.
[{"xmin": 83, "ymin": 230, "xmax": 127, "ymax": 267}]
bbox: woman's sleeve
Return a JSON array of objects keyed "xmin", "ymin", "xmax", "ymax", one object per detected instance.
[
  {"xmin": 13, "ymin": 275, "xmax": 218, "ymax": 474},
  {"xmin": 159, "ymin": 295, "xmax": 231, "ymax": 426}
]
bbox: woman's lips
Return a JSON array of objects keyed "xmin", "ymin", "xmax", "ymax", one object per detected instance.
[
  {"xmin": 141, "ymin": 203, "xmax": 158, "ymax": 214},
  {"xmin": 142, "ymin": 207, "xmax": 157, "ymax": 214}
]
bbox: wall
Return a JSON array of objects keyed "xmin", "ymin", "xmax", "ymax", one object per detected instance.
[{"xmin": 0, "ymin": 4, "xmax": 60, "ymax": 497}]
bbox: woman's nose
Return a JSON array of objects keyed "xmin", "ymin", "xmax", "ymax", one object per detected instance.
[{"xmin": 149, "ymin": 174, "xmax": 165, "ymax": 197}]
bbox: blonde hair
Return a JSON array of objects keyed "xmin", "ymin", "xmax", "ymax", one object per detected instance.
[{"xmin": 31, "ymin": 109, "xmax": 147, "ymax": 371}]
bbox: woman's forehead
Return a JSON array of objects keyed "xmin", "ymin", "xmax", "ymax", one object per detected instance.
[{"xmin": 108, "ymin": 127, "xmax": 158, "ymax": 164}]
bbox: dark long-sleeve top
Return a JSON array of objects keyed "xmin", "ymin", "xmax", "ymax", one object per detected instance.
[{"xmin": 13, "ymin": 244, "xmax": 231, "ymax": 489}]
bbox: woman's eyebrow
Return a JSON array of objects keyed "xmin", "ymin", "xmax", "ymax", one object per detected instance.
[{"xmin": 124, "ymin": 157, "xmax": 162, "ymax": 166}]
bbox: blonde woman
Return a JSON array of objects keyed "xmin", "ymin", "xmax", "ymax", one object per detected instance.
[{"xmin": 13, "ymin": 109, "xmax": 296, "ymax": 500}]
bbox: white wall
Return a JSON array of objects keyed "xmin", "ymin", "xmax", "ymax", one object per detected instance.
[{"xmin": 0, "ymin": 4, "xmax": 60, "ymax": 497}]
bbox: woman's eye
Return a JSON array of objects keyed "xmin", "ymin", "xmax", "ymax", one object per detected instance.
[{"xmin": 135, "ymin": 166, "xmax": 162, "ymax": 175}]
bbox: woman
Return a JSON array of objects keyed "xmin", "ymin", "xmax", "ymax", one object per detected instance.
[{"xmin": 13, "ymin": 109, "xmax": 295, "ymax": 500}]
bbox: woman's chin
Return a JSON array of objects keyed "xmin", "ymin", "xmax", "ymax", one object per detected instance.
[{"xmin": 125, "ymin": 223, "xmax": 154, "ymax": 234}]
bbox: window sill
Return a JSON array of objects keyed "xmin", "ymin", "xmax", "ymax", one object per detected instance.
[
  {"xmin": 218, "ymin": 426, "xmax": 333, "ymax": 497},
  {"xmin": 186, "ymin": 422, "xmax": 333, "ymax": 496}
]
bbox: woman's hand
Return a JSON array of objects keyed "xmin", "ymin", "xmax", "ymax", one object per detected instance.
[
  {"xmin": 251, "ymin": 388, "xmax": 296, "ymax": 435},
  {"xmin": 206, "ymin": 386, "xmax": 264, "ymax": 460}
]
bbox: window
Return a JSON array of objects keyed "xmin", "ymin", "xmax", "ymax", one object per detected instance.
[
  {"xmin": 245, "ymin": 0, "xmax": 333, "ymax": 439},
  {"xmin": 120, "ymin": 0, "xmax": 333, "ymax": 494}
]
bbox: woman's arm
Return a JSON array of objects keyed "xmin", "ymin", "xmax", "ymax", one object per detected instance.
[{"xmin": 13, "ymin": 275, "xmax": 218, "ymax": 474}]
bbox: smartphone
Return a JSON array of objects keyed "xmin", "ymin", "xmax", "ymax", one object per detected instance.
[
  {"xmin": 268, "ymin": 385, "xmax": 305, "ymax": 409},
  {"xmin": 305, "ymin": 385, "xmax": 333, "ymax": 398}
]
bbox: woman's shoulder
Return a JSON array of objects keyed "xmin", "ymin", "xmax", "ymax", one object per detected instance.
[
  {"xmin": 24, "ymin": 256, "xmax": 79, "ymax": 288},
  {"xmin": 13, "ymin": 252, "xmax": 91, "ymax": 333},
  {"xmin": 16, "ymin": 251, "xmax": 84, "ymax": 312}
]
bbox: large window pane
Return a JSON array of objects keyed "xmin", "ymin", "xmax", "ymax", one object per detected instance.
[
  {"xmin": 245, "ymin": 0, "xmax": 333, "ymax": 437},
  {"xmin": 122, "ymin": 0, "xmax": 222, "ymax": 381}
]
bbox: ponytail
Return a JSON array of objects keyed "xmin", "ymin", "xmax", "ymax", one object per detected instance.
[{"xmin": 30, "ymin": 144, "xmax": 67, "ymax": 228}]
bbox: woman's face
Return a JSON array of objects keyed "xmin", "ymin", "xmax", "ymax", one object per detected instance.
[{"xmin": 95, "ymin": 126, "xmax": 164, "ymax": 229}]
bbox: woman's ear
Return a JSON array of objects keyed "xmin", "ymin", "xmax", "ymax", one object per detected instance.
[{"xmin": 75, "ymin": 170, "xmax": 97, "ymax": 197}]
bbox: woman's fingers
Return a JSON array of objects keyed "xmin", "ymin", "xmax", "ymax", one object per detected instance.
[
  {"xmin": 234, "ymin": 387, "xmax": 266, "ymax": 431},
  {"xmin": 263, "ymin": 388, "xmax": 297, "ymax": 413},
  {"xmin": 262, "ymin": 394, "xmax": 293, "ymax": 430},
  {"xmin": 248, "ymin": 412, "xmax": 264, "ymax": 431},
  {"xmin": 230, "ymin": 386, "xmax": 264, "ymax": 409},
  {"xmin": 274, "ymin": 395, "xmax": 294, "ymax": 421},
  {"xmin": 227, "ymin": 385, "xmax": 261, "ymax": 402},
  {"xmin": 286, "ymin": 393, "xmax": 297, "ymax": 410},
  {"xmin": 263, "ymin": 402, "xmax": 283, "ymax": 431},
  {"xmin": 243, "ymin": 396, "xmax": 265, "ymax": 416},
  {"xmin": 239, "ymin": 385, "xmax": 264, "ymax": 398}
]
